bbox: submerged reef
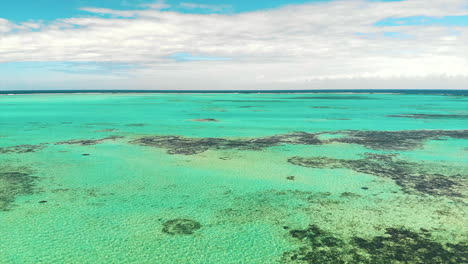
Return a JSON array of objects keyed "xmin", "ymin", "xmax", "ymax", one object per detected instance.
[
  {"xmin": 283, "ymin": 225, "xmax": 467, "ymax": 264},
  {"xmin": 0, "ymin": 168, "xmax": 37, "ymax": 211},
  {"xmin": 328, "ymin": 129, "xmax": 468, "ymax": 150},
  {"xmin": 162, "ymin": 219, "xmax": 202, "ymax": 235},
  {"xmin": 55, "ymin": 136, "xmax": 123, "ymax": 146},
  {"xmin": 126, "ymin": 124, "xmax": 146, "ymax": 127},
  {"xmin": 310, "ymin": 106, "xmax": 349, "ymax": 109},
  {"xmin": 86, "ymin": 123, "xmax": 115, "ymax": 126},
  {"xmin": 95, "ymin": 129, "xmax": 118, "ymax": 132},
  {"xmin": 0, "ymin": 144, "xmax": 46, "ymax": 154},
  {"xmin": 387, "ymin": 114, "xmax": 468, "ymax": 119},
  {"xmin": 288, "ymin": 153, "xmax": 466, "ymax": 197},
  {"xmin": 130, "ymin": 129, "xmax": 468, "ymax": 155},
  {"xmin": 191, "ymin": 118, "xmax": 219, "ymax": 122},
  {"xmin": 292, "ymin": 96, "xmax": 375, "ymax": 100},
  {"xmin": 214, "ymin": 99, "xmax": 285, "ymax": 103},
  {"xmin": 129, "ymin": 132, "xmax": 322, "ymax": 155}
]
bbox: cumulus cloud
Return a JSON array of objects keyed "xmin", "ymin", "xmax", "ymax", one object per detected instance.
[{"xmin": 0, "ymin": 0, "xmax": 467, "ymax": 90}]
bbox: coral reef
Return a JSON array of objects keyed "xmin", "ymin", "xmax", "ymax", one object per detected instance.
[
  {"xmin": 0, "ymin": 144, "xmax": 46, "ymax": 154},
  {"xmin": 340, "ymin": 192, "xmax": 361, "ymax": 198},
  {"xmin": 126, "ymin": 124, "xmax": 146, "ymax": 127},
  {"xmin": 292, "ymin": 96, "xmax": 374, "ymax": 100},
  {"xmin": 162, "ymin": 219, "xmax": 202, "ymax": 235},
  {"xmin": 329, "ymin": 130, "xmax": 468, "ymax": 150},
  {"xmin": 130, "ymin": 129, "xmax": 468, "ymax": 155},
  {"xmin": 310, "ymin": 106, "xmax": 349, "ymax": 109},
  {"xmin": 95, "ymin": 129, "xmax": 118, "ymax": 132},
  {"xmin": 86, "ymin": 123, "xmax": 115, "ymax": 126},
  {"xmin": 0, "ymin": 169, "xmax": 37, "ymax": 211},
  {"xmin": 283, "ymin": 225, "xmax": 467, "ymax": 264},
  {"xmin": 387, "ymin": 114, "xmax": 468, "ymax": 119},
  {"xmin": 288, "ymin": 153, "xmax": 466, "ymax": 197},
  {"xmin": 55, "ymin": 136, "xmax": 123, "ymax": 146},
  {"xmin": 129, "ymin": 132, "xmax": 322, "ymax": 155},
  {"xmin": 191, "ymin": 119, "xmax": 219, "ymax": 122}
]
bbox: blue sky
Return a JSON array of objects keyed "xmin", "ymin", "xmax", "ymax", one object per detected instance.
[
  {"xmin": 2, "ymin": 0, "xmax": 329, "ymax": 21},
  {"xmin": 0, "ymin": 0, "xmax": 467, "ymax": 90},
  {"xmin": 3, "ymin": 0, "xmax": 465, "ymax": 23},
  {"xmin": 376, "ymin": 15, "xmax": 468, "ymax": 26}
]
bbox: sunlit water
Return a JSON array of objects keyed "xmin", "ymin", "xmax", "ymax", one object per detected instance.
[{"xmin": 0, "ymin": 92, "xmax": 466, "ymax": 263}]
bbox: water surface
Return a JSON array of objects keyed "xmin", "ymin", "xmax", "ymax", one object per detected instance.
[{"xmin": 0, "ymin": 92, "xmax": 466, "ymax": 263}]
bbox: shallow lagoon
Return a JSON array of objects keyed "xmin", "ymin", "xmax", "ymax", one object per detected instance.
[{"xmin": 0, "ymin": 92, "xmax": 467, "ymax": 263}]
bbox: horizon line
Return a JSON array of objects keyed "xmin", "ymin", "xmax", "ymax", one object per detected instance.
[{"xmin": 1, "ymin": 89, "xmax": 468, "ymax": 95}]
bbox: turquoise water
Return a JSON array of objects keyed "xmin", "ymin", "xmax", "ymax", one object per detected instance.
[{"xmin": 0, "ymin": 93, "xmax": 466, "ymax": 263}]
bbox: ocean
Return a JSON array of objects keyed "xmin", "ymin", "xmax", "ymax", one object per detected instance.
[{"xmin": 0, "ymin": 91, "xmax": 466, "ymax": 263}]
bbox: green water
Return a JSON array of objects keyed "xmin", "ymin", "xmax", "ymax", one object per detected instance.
[{"xmin": 0, "ymin": 93, "xmax": 466, "ymax": 263}]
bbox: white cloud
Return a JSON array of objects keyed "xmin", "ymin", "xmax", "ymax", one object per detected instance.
[
  {"xmin": 140, "ymin": 0, "xmax": 170, "ymax": 10},
  {"xmin": 179, "ymin": 2, "xmax": 232, "ymax": 12},
  {"xmin": 0, "ymin": 18, "xmax": 14, "ymax": 33},
  {"xmin": 79, "ymin": 8, "xmax": 139, "ymax": 17},
  {"xmin": 0, "ymin": 0, "xmax": 467, "ymax": 90}
]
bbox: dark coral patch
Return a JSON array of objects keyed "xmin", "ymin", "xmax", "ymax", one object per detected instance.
[
  {"xmin": 95, "ymin": 129, "xmax": 118, "ymax": 132},
  {"xmin": 329, "ymin": 130, "xmax": 468, "ymax": 150},
  {"xmin": 283, "ymin": 225, "xmax": 467, "ymax": 264},
  {"xmin": 130, "ymin": 136, "xmax": 225, "ymax": 155},
  {"xmin": 214, "ymin": 99, "xmax": 285, "ymax": 103},
  {"xmin": 288, "ymin": 153, "xmax": 466, "ymax": 197},
  {"xmin": 55, "ymin": 136, "xmax": 123, "ymax": 146},
  {"xmin": 340, "ymin": 192, "xmax": 361, "ymax": 198},
  {"xmin": 0, "ymin": 171, "xmax": 37, "ymax": 211},
  {"xmin": 162, "ymin": 219, "xmax": 202, "ymax": 235},
  {"xmin": 131, "ymin": 130, "xmax": 468, "ymax": 156},
  {"xmin": 388, "ymin": 114, "xmax": 468, "ymax": 119},
  {"xmin": 292, "ymin": 96, "xmax": 374, "ymax": 100},
  {"xmin": 86, "ymin": 123, "xmax": 115, "ymax": 126},
  {"xmin": 0, "ymin": 144, "xmax": 46, "ymax": 154},
  {"xmin": 284, "ymin": 225, "xmax": 348, "ymax": 263},
  {"xmin": 311, "ymin": 106, "xmax": 349, "ymax": 109},
  {"xmin": 130, "ymin": 132, "xmax": 322, "ymax": 155},
  {"xmin": 192, "ymin": 119, "xmax": 219, "ymax": 122},
  {"xmin": 352, "ymin": 228, "xmax": 467, "ymax": 264},
  {"xmin": 126, "ymin": 124, "xmax": 146, "ymax": 127}
]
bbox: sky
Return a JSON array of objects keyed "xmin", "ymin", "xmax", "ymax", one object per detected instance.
[{"xmin": 0, "ymin": 0, "xmax": 467, "ymax": 90}]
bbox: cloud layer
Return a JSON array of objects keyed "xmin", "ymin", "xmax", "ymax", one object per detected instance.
[{"xmin": 0, "ymin": 0, "xmax": 467, "ymax": 90}]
